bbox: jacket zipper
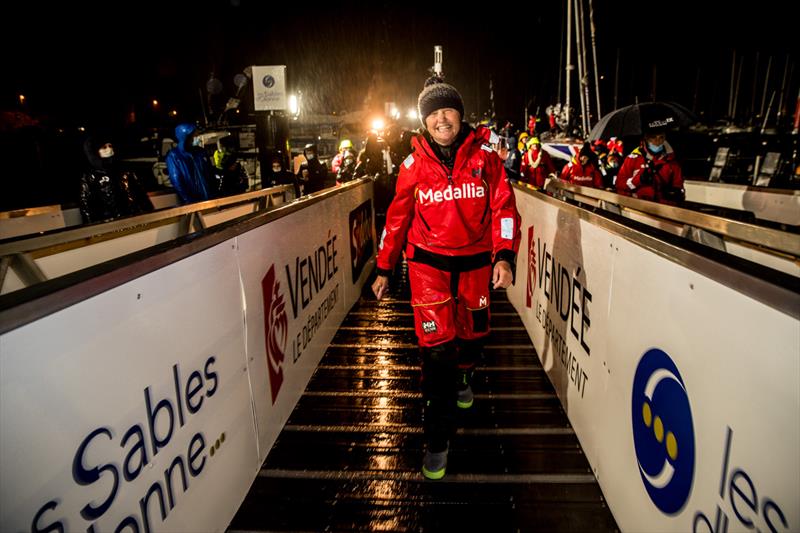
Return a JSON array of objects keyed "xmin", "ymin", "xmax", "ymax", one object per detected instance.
[
  {"xmin": 417, "ymin": 142, "xmax": 451, "ymax": 233},
  {"xmin": 417, "ymin": 207, "xmax": 432, "ymax": 231}
]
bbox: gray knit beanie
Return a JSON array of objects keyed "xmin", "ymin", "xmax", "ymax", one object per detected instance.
[{"xmin": 417, "ymin": 76, "xmax": 465, "ymax": 127}]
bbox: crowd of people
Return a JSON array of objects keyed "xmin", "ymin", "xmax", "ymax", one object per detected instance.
[
  {"xmin": 485, "ymin": 122, "xmax": 684, "ymax": 203},
  {"xmin": 75, "ymin": 97, "xmax": 685, "ymax": 227}
]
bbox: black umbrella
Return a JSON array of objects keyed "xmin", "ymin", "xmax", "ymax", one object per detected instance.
[{"xmin": 588, "ymin": 101, "xmax": 698, "ymax": 141}]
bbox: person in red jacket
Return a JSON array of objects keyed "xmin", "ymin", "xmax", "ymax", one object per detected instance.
[
  {"xmin": 519, "ymin": 137, "xmax": 556, "ymax": 188},
  {"xmin": 371, "ymin": 75, "xmax": 521, "ymax": 480},
  {"xmin": 330, "ymin": 139, "xmax": 353, "ymax": 174},
  {"xmin": 615, "ymin": 129, "xmax": 684, "ymax": 203},
  {"xmin": 560, "ymin": 142, "xmax": 604, "ymax": 188}
]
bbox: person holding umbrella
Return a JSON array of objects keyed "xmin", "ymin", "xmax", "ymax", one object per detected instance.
[
  {"xmin": 615, "ymin": 127, "xmax": 684, "ymax": 204},
  {"xmin": 588, "ymin": 101, "xmax": 694, "ymax": 204}
]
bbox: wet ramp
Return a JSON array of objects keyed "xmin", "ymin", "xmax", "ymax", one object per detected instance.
[{"xmin": 228, "ymin": 265, "xmax": 618, "ymax": 532}]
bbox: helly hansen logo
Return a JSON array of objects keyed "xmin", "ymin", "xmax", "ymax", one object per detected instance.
[
  {"xmin": 422, "ymin": 320, "xmax": 438, "ymax": 334},
  {"xmin": 417, "ymin": 183, "xmax": 485, "ymax": 205}
]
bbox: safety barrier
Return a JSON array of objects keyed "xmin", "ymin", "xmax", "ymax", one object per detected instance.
[
  {"xmin": 544, "ymin": 179, "xmax": 800, "ymax": 277},
  {"xmin": 684, "ymin": 180, "xmax": 800, "ymax": 227},
  {"xmin": 0, "ymin": 192, "xmax": 182, "ymax": 241},
  {"xmin": 0, "ymin": 179, "xmax": 376, "ymax": 532},
  {"xmin": 0, "ymin": 185, "xmax": 294, "ymax": 295},
  {"xmin": 507, "ymin": 183, "xmax": 799, "ymax": 532}
]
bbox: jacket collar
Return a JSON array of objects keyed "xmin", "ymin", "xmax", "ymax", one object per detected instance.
[{"xmin": 413, "ymin": 124, "xmax": 478, "ymax": 171}]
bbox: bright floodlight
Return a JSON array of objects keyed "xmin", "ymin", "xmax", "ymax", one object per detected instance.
[
  {"xmin": 407, "ymin": 109, "xmax": 418, "ymax": 120},
  {"xmin": 371, "ymin": 118, "xmax": 385, "ymax": 131},
  {"xmin": 288, "ymin": 94, "xmax": 299, "ymax": 115}
]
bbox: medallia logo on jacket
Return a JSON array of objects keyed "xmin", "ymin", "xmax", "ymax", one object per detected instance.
[
  {"xmin": 262, "ymin": 264, "xmax": 289, "ymax": 404},
  {"xmin": 416, "ymin": 182, "xmax": 485, "ymax": 205},
  {"xmin": 632, "ymin": 348, "xmax": 696, "ymax": 515}
]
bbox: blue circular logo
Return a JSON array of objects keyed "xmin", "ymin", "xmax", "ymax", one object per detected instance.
[
  {"xmin": 262, "ymin": 75, "xmax": 275, "ymax": 88},
  {"xmin": 631, "ymin": 348, "xmax": 695, "ymax": 514}
]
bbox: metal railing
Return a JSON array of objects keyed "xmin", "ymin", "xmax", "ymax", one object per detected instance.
[
  {"xmin": 542, "ymin": 179, "xmax": 800, "ymax": 260},
  {"xmin": 0, "ymin": 185, "xmax": 295, "ymax": 294},
  {"xmin": 514, "ymin": 182, "xmax": 799, "ymax": 320},
  {"xmin": 0, "ymin": 179, "xmax": 372, "ymax": 334}
]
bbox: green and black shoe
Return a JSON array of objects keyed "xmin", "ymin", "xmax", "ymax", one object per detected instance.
[{"xmin": 422, "ymin": 447, "xmax": 448, "ymax": 480}]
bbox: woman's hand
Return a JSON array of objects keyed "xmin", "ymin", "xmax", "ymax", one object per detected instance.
[
  {"xmin": 492, "ymin": 261, "xmax": 513, "ymax": 289},
  {"xmin": 372, "ymin": 275, "xmax": 390, "ymax": 300}
]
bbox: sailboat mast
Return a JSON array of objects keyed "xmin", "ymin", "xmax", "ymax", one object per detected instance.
[
  {"xmin": 750, "ymin": 52, "xmax": 759, "ymax": 123},
  {"xmin": 728, "ymin": 50, "xmax": 736, "ymax": 120},
  {"xmin": 760, "ymin": 55, "xmax": 773, "ymax": 119},
  {"xmin": 565, "ymin": 0, "xmax": 572, "ymax": 129},
  {"xmin": 589, "ymin": 0, "xmax": 601, "ymax": 121},
  {"xmin": 732, "ymin": 55, "xmax": 743, "ymax": 123},
  {"xmin": 614, "ymin": 48, "xmax": 620, "ymax": 110},
  {"xmin": 579, "ymin": 0, "xmax": 592, "ymax": 132},
  {"xmin": 776, "ymin": 56, "xmax": 791, "ymax": 125},
  {"xmin": 574, "ymin": 0, "xmax": 589, "ymax": 135},
  {"xmin": 557, "ymin": 0, "xmax": 565, "ymax": 109}
]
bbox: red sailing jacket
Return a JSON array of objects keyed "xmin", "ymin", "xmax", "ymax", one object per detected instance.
[
  {"xmin": 520, "ymin": 147, "xmax": 556, "ymax": 188},
  {"xmin": 560, "ymin": 158, "xmax": 604, "ymax": 188},
  {"xmin": 616, "ymin": 144, "xmax": 683, "ymax": 202},
  {"xmin": 377, "ymin": 126, "xmax": 521, "ymax": 273}
]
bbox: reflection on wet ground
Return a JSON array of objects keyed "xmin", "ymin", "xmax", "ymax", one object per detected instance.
[{"xmin": 228, "ymin": 263, "xmax": 618, "ymax": 532}]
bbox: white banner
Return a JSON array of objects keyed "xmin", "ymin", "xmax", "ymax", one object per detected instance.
[
  {"xmin": 0, "ymin": 182, "xmax": 376, "ymax": 532},
  {"xmin": 238, "ymin": 185, "xmax": 375, "ymax": 459},
  {"xmin": 0, "ymin": 242, "xmax": 258, "ymax": 533},
  {"xmin": 252, "ymin": 65, "xmax": 287, "ymax": 111},
  {"xmin": 507, "ymin": 189, "xmax": 799, "ymax": 532}
]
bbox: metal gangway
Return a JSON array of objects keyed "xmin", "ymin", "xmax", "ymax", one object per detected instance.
[
  {"xmin": 228, "ymin": 263, "xmax": 616, "ymax": 531},
  {"xmin": 1, "ymin": 178, "xmax": 797, "ymax": 532}
]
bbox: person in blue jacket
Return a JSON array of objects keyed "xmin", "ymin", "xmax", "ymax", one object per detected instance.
[{"xmin": 165, "ymin": 123, "xmax": 215, "ymax": 203}]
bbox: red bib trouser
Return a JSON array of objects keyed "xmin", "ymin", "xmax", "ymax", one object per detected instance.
[{"xmin": 408, "ymin": 247, "xmax": 492, "ymax": 452}]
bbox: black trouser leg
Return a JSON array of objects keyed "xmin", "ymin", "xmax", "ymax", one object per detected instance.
[
  {"xmin": 456, "ymin": 337, "xmax": 484, "ymax": 390},
  {"xmin": 421, "ymin": 341, "xmax": 458, "ymax": 452}
]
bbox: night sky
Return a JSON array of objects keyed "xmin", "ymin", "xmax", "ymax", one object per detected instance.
[{"xmin": 2, "ymin": 0, "xmax": 796, "ymax": 131}]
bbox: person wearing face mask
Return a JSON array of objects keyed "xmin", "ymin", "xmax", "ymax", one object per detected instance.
[
  {"xmin": 296, "ymin": 143, "xmax": 328, "ymax": 195},
  {"xmin": 331, "ymin": 139, "xmax": 354, "ymax": 174},
  {"xmin": 79, "ymin": 132, "xmax": 153, "ymax": 223},
  {"xmin": 265, "ymin": 153, "xmax": 300, "ymax": 198},
  {"xmin": 615, "ymin": 128, "xmax": 684, "ymax": 204},
  {"xmin": 212, "ymin": 135, "xmax": 249, "ymax": 197},
  {"xmin": 336, "ymin": 147, "xmax": 358, "ymax": 185},
  {"xmin": 371, "ymin": 75, "xmax": 521, "ymax": 480},
  {"xmin": 165, "ymin": 123, "xmax": 215, "ymax": 204}
]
